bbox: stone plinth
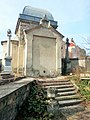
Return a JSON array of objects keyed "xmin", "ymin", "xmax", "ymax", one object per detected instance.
[
  {"xmin": 0, "ymin": 56, "xmax": 13, "ymax": 79},
  {"xmin": 4, "ymin": 56, "xmax": 12, "ymax": 73}
]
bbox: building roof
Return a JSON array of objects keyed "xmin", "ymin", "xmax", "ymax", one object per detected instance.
[
  {"xmin": 22, "ymin": 6, "xmax": 54, "ymax": 21},
  {"xmin": 15, "ymin": 6, "xmax": 58, "ymax": 34},
  {"xmin": 24, "ymin": 24, "xmax": 64, "ymax": 38}
]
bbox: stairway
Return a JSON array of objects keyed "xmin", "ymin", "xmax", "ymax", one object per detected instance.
[
  {"xmin": 0, "ymin": 72, "xmax": 15, "ymax": 85},
  {"xmin": 39, "ymin": 78, "xmax": 85, "ymax": 116}
]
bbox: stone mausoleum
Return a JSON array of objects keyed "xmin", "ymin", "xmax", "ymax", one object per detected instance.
[{"xmin": 1, "ymin": 6, "xmax": 64, "ymax": 77}]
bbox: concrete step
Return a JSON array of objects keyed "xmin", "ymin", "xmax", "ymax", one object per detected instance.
[
  {"xmin": 40, "ymin": 79, "xmax": 70, "ymax": 83},
  {"xmin": 44, "ymin": 84, "xmax": 74, "ymax": 89},
  {"xmin": 59, "ymin": 104, "xmax": 85, "ymax": 116},
  {"xmin": 40, "ymin": 78, "xmax": 85, "ymax": 116},
  {"xmin": 55, "ymin": 95, "xmax": 80, "ymax": 101},
  {"xmin": 0, "ymin": 74, "xmax": 14, "ymax": 79},
  {"xmin": 0, "ymin": 78, "xmax": 15, "ymax": 85},
  {"xmin": 57, "ymin": 90, "xmax": 77, "ymax": 96},
  {"xmin": 42, "ymin": 81, "xmax": 72, "ymax": 86},
  {"xmin": 57, "ymin": 87, "xmax": 75, "ymax": 92},
  {"xmin": 58, "ymin": 99, "xmax": 82, "ymax": 107},
  {"xmin": 40, "ymin": 78, "xmax": 85, "ymax": 115}
]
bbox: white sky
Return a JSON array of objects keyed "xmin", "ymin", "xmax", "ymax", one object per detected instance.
[{"xmin": 0, "ymin": 0, "xmax": 90, "ymax": 57}]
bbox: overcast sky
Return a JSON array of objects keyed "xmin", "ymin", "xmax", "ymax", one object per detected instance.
[{"xmin": 0, "ymin": 0, "xmax": 90, "ymax": 57}]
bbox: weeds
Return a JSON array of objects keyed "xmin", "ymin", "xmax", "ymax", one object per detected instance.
[{"xmin": 69, "ymin": 75, "xmax": 90, "ymax": 101}]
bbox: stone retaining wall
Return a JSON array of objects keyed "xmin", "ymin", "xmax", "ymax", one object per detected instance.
[{"xmin": 0, "ymin": 78, "xmax": 32, "ymax": 120}]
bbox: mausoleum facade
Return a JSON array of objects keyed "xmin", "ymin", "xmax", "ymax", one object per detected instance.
[{"xmin": 1, "ymin": 6, "xmax": 64, "ymax": 77}]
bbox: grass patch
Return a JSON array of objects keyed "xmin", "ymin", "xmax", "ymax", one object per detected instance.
[
  {"xmin": 78, "ymin": 80, "xmax": 90, "ymax": 101},
  {"xmin": 68, "ymin": 75, "xmax": 90, "ymax": 101}
]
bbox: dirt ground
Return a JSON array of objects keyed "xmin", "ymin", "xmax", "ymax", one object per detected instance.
[{"xmin": 68, "ymin": 101, "xmax": 90, "ymax": 120}]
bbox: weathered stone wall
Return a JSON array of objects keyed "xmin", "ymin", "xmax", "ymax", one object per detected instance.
[
  {"xmin": 15, "ymin": 21, "xmax": 39, "ymax": 76},
  {"xmin": 32, "ymin": 36, "xmax": 56, "ymax": 77},
  {"xmin": 86, "ymin": 57, "xmax": 90, "ymax": 71},
  {"xmin": 11, "ymin": 41, "xmax": 18, "ymax": 74},
  {"xmin": 79, "ymin": 59, "xmax": 86, "ymax": 68},
  {"xmin": 0, "ymin": 79, "xmax": 31, "ymax": 120},
  {"xmin": 70, "ymin": 58, "xmax": 78, "ymax": 68},
  {"xmin": 25, "ymin": 26, "xmax": 63, "ymax": 77}
]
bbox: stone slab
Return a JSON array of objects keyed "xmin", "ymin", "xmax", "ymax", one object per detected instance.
[{"xmin": 0, "ymin": 77, "xmax": 34, "ymax": 99}]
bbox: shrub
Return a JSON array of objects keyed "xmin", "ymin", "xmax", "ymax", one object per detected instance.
[{"xmin": 18, "ymin": 80, "xmax": 53, "ymax": 120}]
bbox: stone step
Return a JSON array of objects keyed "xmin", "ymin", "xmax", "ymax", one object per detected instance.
[
  {"xmin": 39, "ymin": 79, "xmax": 70, "ymax": 83},
  {"xmin": 44, "ymin": 84, "xmax": 74, "ymax": 89},
  {"xmin": 40, "ymin": 79, "xmax": 85, "ymax": 116},
  {"xmin": 57, "ymin": 87, "xmax": 75, "ymax": 92},
  {"xmin": 57, "ymin": 90, "xmax": 77, "ymax": 96},
  {"xmin": 42, "ymin": 81, "xmax": 72, "ymax": 86},
  {"xmin": 40, "ymin": 78, "xmax": 85, "ymax": 116},
  {"xmin": 0, "ymin": 73, "xmax": 14, "ymax": 79},
  {"xmin": 59, "ymin": 104, "xmax": 85, "ymax": 116},
  {"xmin": 55, "ymin": 95, "xmax": 80, "ymax": 101},
  {"xmin": 0, "ymin": 72, "xmax": 11, "ymax": 76},
  {"xmin": 58, "ymin": 99, "xmax": 82, "ymax": 107},
  {"xmin": 0, "ymin": 78, "xmax": 15, "ymax": 85}
]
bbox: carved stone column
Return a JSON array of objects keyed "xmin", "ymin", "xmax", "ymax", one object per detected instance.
[{"xmin": 4, "ymin": 29, "xmax": 12, "ymax": 73}]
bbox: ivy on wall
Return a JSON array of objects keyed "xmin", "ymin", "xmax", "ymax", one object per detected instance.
[{"xmin": 16, "ymin": 80, "xmax": 54, "ymax": 120}]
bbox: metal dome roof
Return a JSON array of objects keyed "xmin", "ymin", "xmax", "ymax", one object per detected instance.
[{"xmin": 22, "ymin": 6, "xmax": 54, "ymax": 21}]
